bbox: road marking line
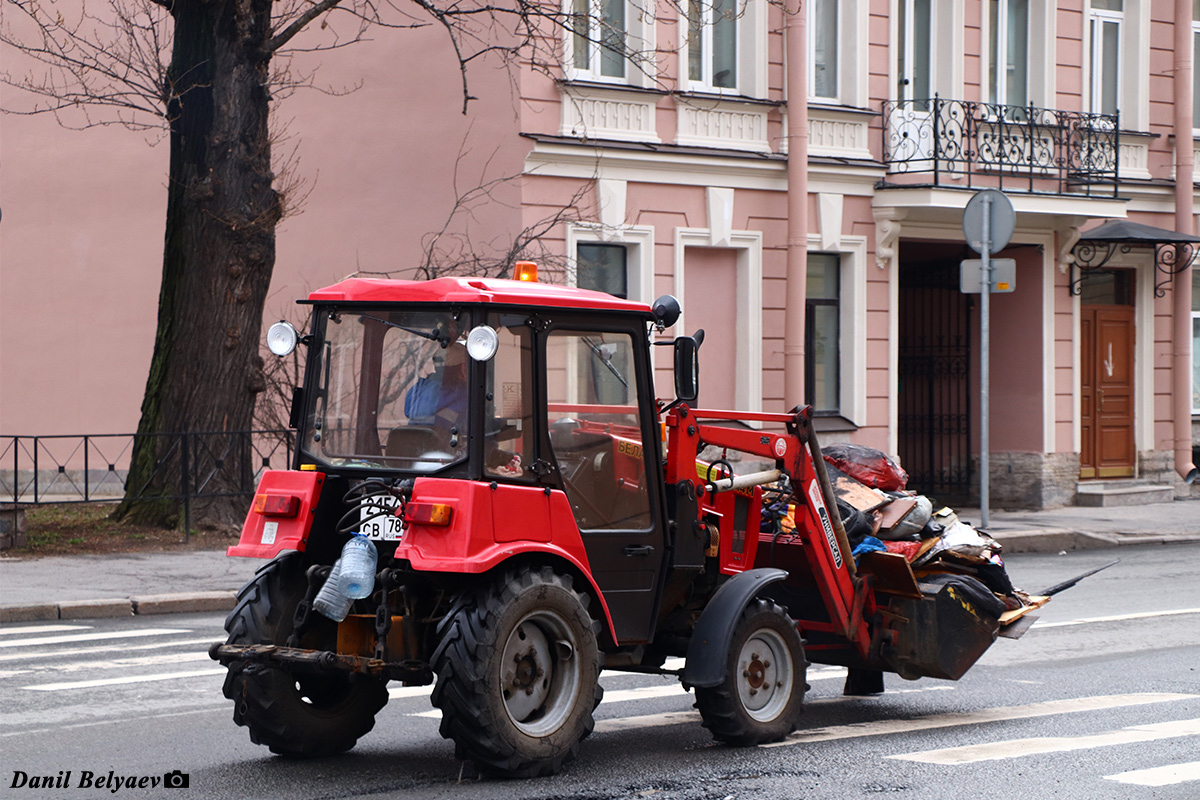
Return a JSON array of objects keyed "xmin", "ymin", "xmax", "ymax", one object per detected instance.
[
  {"xmin": 0, "ymin": 705, "xmax": 229, "ymax": 738},
  {"xmin": 0, "ymin": 637, "xmax": 218, "ymax": 663},
  {"xmin": 891, "ymin": 718, "xmax": 1200, "ymax": 764},
  {"xmin": 22, "ymin": 668, "xmax": 226, "ymax": 691},
  {"xmin": 0, "ymin": 629, "xmax": 191, "ymax": 649},
  {"xmin": 761, "ymin": 693, "xmax": 1197, "ymax": 748},
  {"xmin": 0, "ymin": 651, "xmax": 213, "ymax": 678},
  {"xmin": 1035, "ymin": 608, "xmax": 1200, "ymax": 629},
  {"xmin": 595, "ymin": 711, "xmax": 701, "ymax": 733},
  {"xmin": 1105, "ymin": 760, "xmax": 1200, "ymax": 787},
  {"xmin": 0, "ymin": 624, "xmax": 92, "ymax": 636}
]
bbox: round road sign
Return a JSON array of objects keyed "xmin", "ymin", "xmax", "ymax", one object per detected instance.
[{"xmin": 962, "ymin": 189, "xmax": 1015, "ymax": 253}]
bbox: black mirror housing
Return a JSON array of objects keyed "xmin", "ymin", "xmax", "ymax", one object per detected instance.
[{"xmin": 673, "ymin": 330, "xmax": 703, "ymax": 403}]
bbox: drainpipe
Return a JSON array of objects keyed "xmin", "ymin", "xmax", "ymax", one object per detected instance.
[
  {"xmin": 1173, "ymin": 0, "xmax": 1199, "ymax": 484},
  {"xmin": 783, "ymin": 0, "xmax": 808, "ymax": 407}
]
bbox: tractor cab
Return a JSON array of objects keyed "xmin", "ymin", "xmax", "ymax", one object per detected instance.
[{"xmin": 271, "ymin": 272, "xmax": 679, "ymax": 642}]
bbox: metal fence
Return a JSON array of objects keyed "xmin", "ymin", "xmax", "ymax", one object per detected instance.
[
  {"xmin": 0, "ymin": 430, "xmax": 295, "ymax": 537},
  {"xmin": 882, "ymin": 96, "xmax": 1121, "ymax": 196}
]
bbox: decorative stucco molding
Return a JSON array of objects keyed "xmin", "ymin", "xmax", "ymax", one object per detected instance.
[
  {"xmin": 1056, "ymin": 223, "xmax": 1083, "ymax": 272},
  {"xmin": 560, "ymin": 87, "xmax": 660, "ymax": 144},
  {"xmin": 872, "ymin": 207, "xmax": 907, "ymax": 270},
  {"xmin": 675, "ymin": 100, "xmax": 770, "ymax": 152}
]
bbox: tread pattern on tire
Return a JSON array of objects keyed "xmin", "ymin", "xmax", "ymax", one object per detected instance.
[
  {"xmin": 430, "ymin": 566, "xmax": 604, "ymax": 777},
  {"xmin": 221, "ymin": 552, "xmax": 389, "ymax": 758},
  {"xmin": 693, "ymin": 598, "xmax": 808, "ymax": 746}
]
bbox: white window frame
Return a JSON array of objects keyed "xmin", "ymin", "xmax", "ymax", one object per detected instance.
[
  {"xmin": 565, "ymin": 223, "xmax": 654, "ymax": 304},
  {"xmin": 673, "ymin": 228, "xmax": 763, "ymax": 418},
  {"xmin": 683, "ymin": 0, "xmax": 741, "ymax": 93},
  {"xmin": 1193, "ymin": 269, "xmax": 1200, "ymax": 415},
  {"xmin": 563, "ymin": 0, "xmax": 656, "ymax": 87},
  {"xmin": 1193, "ymin": 10, "xmax": 1200, "ymax": 132},
  {"xmin": 987, "ymin": 0, "xmax": 1029, "ymax": 109},
  {"xmin": 1086, "ymin": 3, "xmax": 1123, "ymax": 116},
  {"xmin": 809, "ymin": 0, "xmax": 840, "ymax": 102},
  {"xmin": 808, "ymin": 234, "xmax": 867, "ymax": 425}
]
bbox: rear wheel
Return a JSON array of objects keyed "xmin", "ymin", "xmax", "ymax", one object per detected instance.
[
  {"xmin": 693, "ymin": 599, "xmax": 807, "ymax": 745},
  {"xmin": 221, "ymin": 552, "xmax": 388, "ymax": 757},
  {"xmin": 431, "ymin": 567, "xmax": 603, "ymax": 777}
]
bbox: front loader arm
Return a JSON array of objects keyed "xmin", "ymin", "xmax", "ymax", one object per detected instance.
[{"xmin": 663, "ymin": 404, "xmax": 873, "ymax": 657}]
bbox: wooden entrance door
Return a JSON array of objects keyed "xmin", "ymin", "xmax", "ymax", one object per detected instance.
[{"xmin": 1080, "ymin": 306, "xmax": 1136, "ymax": 478}]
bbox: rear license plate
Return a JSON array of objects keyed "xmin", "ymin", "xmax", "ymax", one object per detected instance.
[{"xmin": 360, "ymin": 496, "xmax": 403, "ymax": 541}]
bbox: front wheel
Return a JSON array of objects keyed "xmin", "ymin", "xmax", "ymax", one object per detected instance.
[
  {"xmin": 431, "ymin": 566, "xmax": 603, "ymax": 777},
  {"xmin": 221, "ymin": 552, "xmax": 389, "ymax": 757},
  {"xmin": 693, "ymin": 599, "xmax": 808, "ymax": 745}
]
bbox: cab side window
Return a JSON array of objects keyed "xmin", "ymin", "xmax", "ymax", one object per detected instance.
[
  {"xmin": 544, "ymin": 329, "xmax": 651, "ymax": 531},
  {"xmin": 484, "ymin": 315, "xmax": 535, "ymax": 480}
]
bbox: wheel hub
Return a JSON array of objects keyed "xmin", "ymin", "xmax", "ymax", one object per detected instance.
[{"xmin": 736, "ymin": 632, "xmax": 793, "ymax": 721}]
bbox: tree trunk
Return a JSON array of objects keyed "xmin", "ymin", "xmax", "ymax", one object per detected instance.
[{"xmin": 116, "ymin": 0, "xmax": 279, "ymax": 529}]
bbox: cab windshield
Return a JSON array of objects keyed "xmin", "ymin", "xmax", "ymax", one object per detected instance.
[{"xmin": 305, "ymin": 308, "xmax": 469, "ymax": 471}]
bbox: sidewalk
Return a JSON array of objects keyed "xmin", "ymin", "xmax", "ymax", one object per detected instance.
[{"xmin": 1, "ymin": 499, "xmax": 1198, "ymax": 622}]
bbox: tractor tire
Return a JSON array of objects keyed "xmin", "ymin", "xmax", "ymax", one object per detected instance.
[
  {"xmin": 693, "ymin": 599, "xmax": 808, "ymax": 745},
  {"xmin": 431, "ymin": 566, "xmax": 603, "ymax": 777},
  {"xmin": 221, "ymin": 552, "xmax": 389, "ymax": 758}
]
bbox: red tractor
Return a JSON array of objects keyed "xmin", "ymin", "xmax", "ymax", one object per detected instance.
[{"xmin": 211, "ymin": 264, "xmax": 1038, "ymax": 777}]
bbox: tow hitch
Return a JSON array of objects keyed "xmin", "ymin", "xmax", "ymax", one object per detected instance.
[{"xmin": 209, "ymin": 642, "xmax": 432, "ymax": 684}]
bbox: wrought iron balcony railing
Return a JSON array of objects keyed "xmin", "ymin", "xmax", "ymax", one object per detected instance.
[{"xmin": 882, "ymin": 96, "xmax": 1120, "ymax": 197}]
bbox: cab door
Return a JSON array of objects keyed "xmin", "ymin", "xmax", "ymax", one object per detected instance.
[{"xmin": 541, "ymin": 323, "xmax": 666, "ymax": 644}]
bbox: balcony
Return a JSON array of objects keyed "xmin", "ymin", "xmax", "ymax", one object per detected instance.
[{"xmin": 881, "ymin": 96, "xmax": 1120, "ymax": 197}]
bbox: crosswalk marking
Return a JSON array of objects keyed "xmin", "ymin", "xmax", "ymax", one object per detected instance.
[
  {"xmin": 595, "ymin": 710, "xmax": 701, "ymax": 733},
  {"xmin": 761, "ymin": 693, "xmax": 1197, "ymax": 748},
  {"xmin": 1105, "ymin": 760, "xmax": 1200, "ymax": 787},
  {"xmin": 23, "ymin": 668, "xmax": 226, "ymax": 691},
  {"xmin": 892, "ymin": 718, "xmax": 1200, "ymax": 764},
  {"xmin": 0, "ymin": 624, "xmax": 91, "ymax": 637},
  {"xmin": 0, "ymin": 629, "xmax": 191, "ymax": 649},
  {"xmin": 0, "ymin": 651, "xmax": 213, "ymax": 679},
  {"xmin": 1035, "ymin": 607, "xmax": 1200, "ymax": 629},
  {"xmin": 0, "ymin": 637, "xmax": 219, "ymax": 664}
]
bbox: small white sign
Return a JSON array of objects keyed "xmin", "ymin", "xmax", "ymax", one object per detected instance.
[
  {"xmin": 261, "ymin": 521, "xmax": 278, "ymax": 545},
  {"xmin": 960, "ymin": 258, "xmax": 1016, "ymax": 294},
  {"xmin": 501, "ymin": 382, "xmax": 523, "ymax": 418}
]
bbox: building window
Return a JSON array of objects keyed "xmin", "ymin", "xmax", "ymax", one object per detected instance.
[
  {"xmin": 575, "ymin": 243, "xmax": 628, "ymax": 298},
  {"xmin": 897, "ymin": 0, "xmax": 931, "ymax": 104},
  {"xmin": 809, "ymin": 0, "xmax": 838, "ymax": 100},
  {"xmin": 569, "ymin": 0, "xmax": 628, "ymax": 80},
  {"xmin": 988, "ymin": 0, "xmax": 1028, "ymax": 109},
  {"xmin": 1087, "ymin": 0, "xmax": 1122, "ymax": 115},
  {"xmin": 1193, "ymin": 4, "xmax": 1200, "ymax": 129},
  {"xmin": 806, "ymin": 253, "xmax": 840, "ymax": 412},
  {"xmin": 1193, "ymin": 270, "xmax": 1200, "ymax": 413},
  {"xmin": 686, "ymin": 0, "xmax": 738, "ymax": 90}
]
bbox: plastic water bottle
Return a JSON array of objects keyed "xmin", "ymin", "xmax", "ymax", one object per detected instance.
[
  {"xmin": 337, "ymin": 533, "xmax": 378, "ymax": 599},
  {"xmin": 312, "ymin": 559, "xmax": 353, "ymax": 622}
]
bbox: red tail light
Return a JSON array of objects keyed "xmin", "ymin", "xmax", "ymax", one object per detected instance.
[
  {"xmin": 405, "ymin": 502, "xmax": 453, "ymax": 526},
  {"xmin": 253, "ymin": 494, "xmax": 300, "ymax": 518}
]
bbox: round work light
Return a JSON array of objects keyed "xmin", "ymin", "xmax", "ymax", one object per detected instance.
[
  {"xmin": 266, "ymin": 321, "xmax": 299, "ymax": 357},
  {"xmin": 465, "ymin": 325, "xmax": 500, "ymax": 362}
]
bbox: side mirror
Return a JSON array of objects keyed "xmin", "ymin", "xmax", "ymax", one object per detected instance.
[{"xmin": 673, "ymin": 329, "xmax": 704, "ymax": 404}]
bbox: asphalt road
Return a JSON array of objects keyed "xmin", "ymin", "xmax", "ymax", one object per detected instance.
[{"xmin": 1, "ymin": 544, "xmax": 1198, "ymax": 800}]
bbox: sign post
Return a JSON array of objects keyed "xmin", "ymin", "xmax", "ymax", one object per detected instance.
[{"xmin": 962, "ymin": 189, "xmax": 1014, "ymax": 529}]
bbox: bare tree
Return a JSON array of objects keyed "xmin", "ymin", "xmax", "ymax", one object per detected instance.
[{"xmin": 1, "ymin": 0, "xmax": 728, "ymax": 527}]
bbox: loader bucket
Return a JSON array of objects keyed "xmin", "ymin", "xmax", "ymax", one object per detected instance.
[{"xmin": 884, "ymin": 574, "xmax": 1004, "ymax": 681}]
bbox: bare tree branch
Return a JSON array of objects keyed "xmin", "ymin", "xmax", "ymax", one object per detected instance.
[{"xmin": 266, "ymin": 0, "xmax": 347, "ymax": 53}]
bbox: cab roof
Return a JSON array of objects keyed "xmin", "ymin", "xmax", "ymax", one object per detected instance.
[{"xmin": 306, "ymin": 276, "xmax": 652, "ymax": 316}]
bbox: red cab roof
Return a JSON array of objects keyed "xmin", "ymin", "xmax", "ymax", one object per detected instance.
[{"xmin": 306, "ymin": 276, "xmax": 652, "ymax": 315}]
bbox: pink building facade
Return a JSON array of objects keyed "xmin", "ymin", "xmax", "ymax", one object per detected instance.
[{"xmin": 3, "ymin": 0, "xmax": 1200, "ymax": 507}]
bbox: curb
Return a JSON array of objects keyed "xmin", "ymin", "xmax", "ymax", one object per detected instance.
[{"xmin": 0, "ymin": 591, "xmax": 236, "ymax": 623}]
